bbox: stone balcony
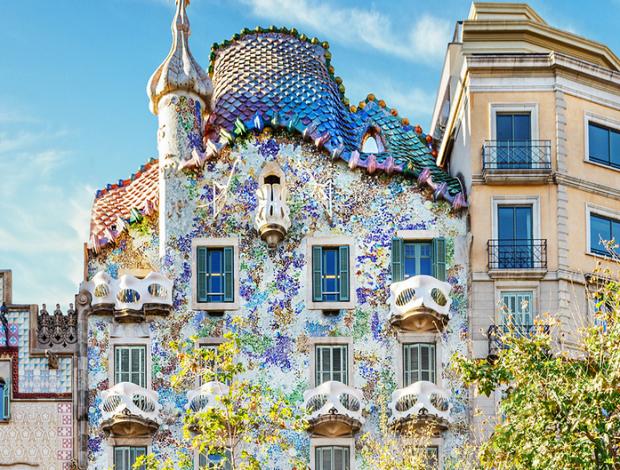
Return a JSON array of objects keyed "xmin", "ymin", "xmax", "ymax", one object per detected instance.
[
  {"xmin": 303, "ymin": 381, "xmax": 365, "ymax": 437},
  {"xmin": 100, "ymin": 382, "xmax": 161, "ymax": 438},
  {"xmin": 81, "ymin": 271, "xmax": 173, "ymax": 322},
  {"xmin": 389, "ymin": 275, "xmax": 452, "ymax": 332},
  {"xmin": 254, "ymin": 181, "xmax": 291, "ymax": 248},
  {"xmin": 388, "ymin": 381, "xmax": 451, "ymax": 434},
  {"xmin": 186, "ymin": 381, "xmax": 228, "ymax": 413}
]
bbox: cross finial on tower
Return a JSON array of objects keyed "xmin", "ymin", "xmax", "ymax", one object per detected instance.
[{"xmin": 147, "ymin": 0, "xmax": 212, "ymax": 115}]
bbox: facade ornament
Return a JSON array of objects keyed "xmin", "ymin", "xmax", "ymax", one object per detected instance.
[
  {"xmin": 37, "ymin": 303, "xmax": 78, "ymax": 348},
  {"xmin": 254, "ymin": 162, "xmax": 291, "ymax": 248},
  {"xmin": 0, "ymin": 302, "xmax": 8, "ymax": 347},
  {"xmin": 306, "ymin": 171, "xmax": 333, "ymax": 222},
  {"xmin": 147, "ymin": 0, "xmax": 212, "ymax": 115},
  {"xmin": 205, "ymin": 156, "xmax": 241, "ymax": 217}
]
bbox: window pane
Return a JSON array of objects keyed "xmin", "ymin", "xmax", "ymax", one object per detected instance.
[
  {"xmin": 591, "ymin": 214, "xmax": 611, "ymax": 254},
  {"xmin": 321, "ymin": 248, "xmax": 340, "ymax": 301},
  {"xmin": 496, "ymin": 114, "xmax": 513, "ymax": 141},
  {"xmin": 403, "ymin": 242, "xmax": 433, "ymax": 278},
  {"xmin": 589, "ymin": 123, "xmax": 610, "ymax": 163},
  {"xmin": 316, "ymin": 447, "xmax": 349, "ymax": 470},
  {"xmin": 498, "ymin": 207, "xmax": 515, "ymax": 240},
  {"xmin": 513, "ymin": 114, "xmax": 531, "ymax": 141},
  {"xmin": 207, "ymin": 248, "xmax": 224, "ymax": 302},
  {"xmin": 611, "ymin": 129, "xmax": 620, "ymax": 167},
  {"xmin": 514, "ymin": 207, "xmax": 533, "ymax": 240}
]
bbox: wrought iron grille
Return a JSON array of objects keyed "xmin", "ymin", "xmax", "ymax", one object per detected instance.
[
  {"xmin": 37, "ymin": 304, "xmax": 77, "ymax": 348},
  {"xmin": 482, "ymin": 140, "xmax": 551, "ymax": 171},
  {"xmin": 487, "ymin": 324, "xmax": 550, "ymax": 358},
  {"xmin": 487, "ymin": 239, "xmax": 547, "ymax": 270}
]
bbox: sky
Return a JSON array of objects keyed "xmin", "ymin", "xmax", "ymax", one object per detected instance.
[{"xmin": 1, "ymin": 0, "xmax": 619, "ymax": 307}]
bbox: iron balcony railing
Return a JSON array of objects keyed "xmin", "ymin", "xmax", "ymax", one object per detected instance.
[
  {"xmin": 482, "ymin": 140, "xmax": 552, "ymax": 171},
  {"xmin": 487, "ymin": 324, "xmax": 550, "ymax": 359},
  {"xmin": 487, "ymin": 239, "xmax": 547, "ymax": 270}
]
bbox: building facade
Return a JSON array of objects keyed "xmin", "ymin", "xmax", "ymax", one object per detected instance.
[
  {"xmin": 429, "ymin": 2, "xmax": 620, "ymax": 433},
  {"xmin": 74, "ymin": 1, "xmax": 472, "ymax": 469},
  {"xmin": 0, "ymin": 270, "xmax": 78, "ymax": 469}
]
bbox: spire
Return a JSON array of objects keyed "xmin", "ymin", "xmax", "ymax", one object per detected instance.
[{"xmin": 147, "ymin": 0, "xmax": 213, "ymax": 115}]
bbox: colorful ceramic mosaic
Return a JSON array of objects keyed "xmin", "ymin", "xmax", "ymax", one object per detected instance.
[{"xmin": 87, "ymin": 134, "xmax": 469, "ymax": 469}]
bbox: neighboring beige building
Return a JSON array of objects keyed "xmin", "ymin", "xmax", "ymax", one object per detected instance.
[{"xmin": 430, "ymin": 2, "xmax": 620, "ymax": 432}]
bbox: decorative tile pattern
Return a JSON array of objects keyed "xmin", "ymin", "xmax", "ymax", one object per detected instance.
[
  {"xmin": 4, "ymin": 310, "xmax": 72, "ymax": 394},
  {"xmin": 0, "ymin": 401, "xmax": 72, "ymax": 469},
  {"xmin": 0, "ymin": 323, "xmax": 19, "ymax": 347}
]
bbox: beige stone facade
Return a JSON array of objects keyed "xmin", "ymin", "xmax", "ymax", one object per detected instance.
[{"xmin": 430, "ymin": 2, "xmax": 620, "ymax": 434}]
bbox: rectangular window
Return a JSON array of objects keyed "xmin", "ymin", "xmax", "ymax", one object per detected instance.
[
  {"xmin": 590, "ymin": 213, "xmax": 620, "ymax": 256},
  {"xmin": 496, "ymin": 113, "xmax": 532, "ymax": 168},
  {"xmin": 197, "ymin": 246, "xmax": 234, "ymax": 303},
  {"xmin": 497, "ymin": 205, "xmax": 534, "ymax": 269},
  {"xmin": 199, "ymin": 450, "xmax": 232, "ymax": 469},
  {"xmin": 425, "ymin": 446, "xmax": 439, "ymax": 469},
  {"xmin": 315, "ymin": 344, "xmax": 348, "ymax": 386},
  {"xmin": 198, "ymin": 344, "xmax": 219, "ymax": 386},
  {"xmin": 500, "ymin": 291, "xmax": 534, "ymax": 327},
  {"xmin": 0, "ymin": 378, "xmax": 9, "ymax": 420},
  {"xmin": 588, "ymin": 122, "xmax": 620, "ymax": 169},
  {"xmin": 403, "ymin": 343, "xmax": 436, "ymax": 386},
  {"xmin": 114, "ymin": 346, "xmax": 146, "ymax": 387},
  {"xmin": 114, "ymin": 446, "xmax": 146, "ymax": 470},
  {"xmin": 315, "ymin": 446, "xmax": 350, "ymax": 470},
  {"xmin": 392, "ymin": 238, "xmax": 446, "ymax": 282},
  {"xmin": 312, "ymin": 246, "xmax": 350, "ymax": 303}
]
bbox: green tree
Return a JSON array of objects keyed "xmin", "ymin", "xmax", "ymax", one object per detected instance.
[
  {"xmin": 452, "ymin": 267, "xmax": 620, "ymax": 469},
  {"xmin": 137, "ymin": 318, "xmax": 306, "ymax": 469}
]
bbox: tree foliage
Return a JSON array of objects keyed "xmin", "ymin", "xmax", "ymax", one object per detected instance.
[
  {"xmin": 136, "ymin": 318, "xmax": 306, "ymax": 469},
  {"xmin": 452, "ymin": 267, "xmax": 620, "ymax": 469}
]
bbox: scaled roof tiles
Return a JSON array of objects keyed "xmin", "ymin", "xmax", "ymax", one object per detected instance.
[{"xmin": 89, "ymin": 28, "xmax": 466, "ymax": 252}]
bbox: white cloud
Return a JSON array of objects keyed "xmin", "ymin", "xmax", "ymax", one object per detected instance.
[
  {"xmin": 238, "ymin": 0, "xmax": 450, "ymax": 64},
  {"xmin": 0, "ymin": 125, "xmax": 92, "ymax": 309}
]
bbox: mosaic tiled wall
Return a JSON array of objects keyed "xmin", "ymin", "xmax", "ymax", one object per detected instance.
[
  {"xmin": 87, "ymin": 133, "xmax": 469, "ymax": 468},
  {"xmin": 0, "ymin": 401, "xmax": 73, "ymax": 469},
  {"xmin": 2, "ymin": 310, "xmax": 72, "ymax": 394}
]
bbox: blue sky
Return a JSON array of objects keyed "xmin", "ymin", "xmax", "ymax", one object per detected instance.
[{"xmin": 1, "ymin": 0, "xmax": 619, "ymax": 307}]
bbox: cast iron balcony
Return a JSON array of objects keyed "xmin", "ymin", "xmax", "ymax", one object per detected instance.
[
  {"xmin": 303, "ymin": 381, "xmax": 365, "ymax": 437},
  {"xmin": 100, "ymin": 382, "xmax": 161, "ymax": 438},
  {"xmin": 482, "ymin": 140, "xmax": 552, "ymax": 183},
  {"xmin": 487, "ymin": 324, "xmax": 550, "ymax": 360},
  {"xmin": 388, "ymin": 381, "xmax": 450, "ymax": 434},
  {"xmin": 82, "ymin": 271, "xmax": 173, "ymax": 321},
  {"xmin": 389, "ymin": 275, "xmax": 452, "ymax": 332},
  {"xmin": 487, "ymin": 239, "xmax": 547, "ymax": 272}
]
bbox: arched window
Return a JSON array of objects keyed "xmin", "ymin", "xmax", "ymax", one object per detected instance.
[
  {"xmin": 361, "ymin": 127, "xmax": 385, "ymax": 153},
  {"xmin": 0, "ymin": 377, "xmax": 9, "ymax": 420}
]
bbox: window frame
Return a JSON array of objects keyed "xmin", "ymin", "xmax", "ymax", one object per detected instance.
[
  {"xmin": 196, "ymin": 448, "xmax": 233, "ymax": 470},
  {"xmin": 113, "ymin": 345, "xmax": 147, "ymax": 388},
  {"xmin": 308, "ymin": 337, "xmax": 354, "ymax": 387},
  {"xmin": 490, "ymin": 103, "xmax": 539, "ymax": 141},
  {"xmin": 402, "ymin": 342, "xmax": 436, "ymax": 386},
  {"xmin": 499, "ymin": 290, "xmax": 535, "ymax": 327},
  {"xmin": 0, "ymin": 376, "xmax": 9, "ymax": 422},
  {"xmin": 491, "ymin": 197, "xmax": 541, "ymax": 241},
  {"xmin": 586, "ymin": 204, "xmax": 620, "ymax": 259},
  {"xmin": 393, "ymin": 230, "xmax": 447, "ymax": 283},
  {"xmin": 584, "ymin": 113, "xmax": 620, "ymax": 172},
  {"xmin": 310, "ymin": 438, "xmax": 355, "ymax": 470},
  {"xmin": 395, "ymin": 332, "xmax": 441, "ymax": 389},
  {"xmin": 108, "ymin": 332, "xmax": 151, "ymax": 389},
  {"xmin": 195, "ymin": 337, "xmax": 226, "ymax": 387},
  {"xmin": 113, "ymin": 446, "xmax": 147, "ymax": 470},
  {"xmin": 306, "ymin": 235, "xmax": 356, "ymax": 310},
  {"xmin": 192, "ymin": 238, "xmax": 240, "ymax": 311}
]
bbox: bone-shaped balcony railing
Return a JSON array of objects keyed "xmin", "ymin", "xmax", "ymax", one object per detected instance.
[
  {"xmin": 389, "ymin": 275, "xmax": 452, "ymax": 329},
  {"xmin": 82, "ymin": 271, "xmax": 173, "ymax": 313},
  {"xmin": 100, "ymin": 382, "xmax": 161, "ymax": 425},
  {"xmin": 303, "ymin": 380, "xmax": 365, "ymax": 425},
  {"xmin": 388, "ymin": 381, "xmax": 451, "ymax": 426},
  {"xmin": 254, "ymin": 183, "xmax": 291, "ymax": 248},
  {"xmin": 186, "ymin": 381, "xmax": 229, "ymax": 413}
]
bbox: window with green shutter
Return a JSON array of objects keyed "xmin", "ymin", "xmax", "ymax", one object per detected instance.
[
  {"xmin": 0, "ymin": 377, "xmax": 9, "ymax": 420},
  {"xmin": 312, "ymin": 245, "xmax": 350, "ymax": 302},
  {"xmin": 403, "ymin": 343, "xmax": 436, "ymax": 386},
  {"xmin": 315, "ymin": 446, "xmax": 350, "ymax": 470},
  {"xmin": 500, "ymin": 291, "xmax": 534, "ymax": 327},
  {"xmin": 315, "ymin": 344, "xmax": 348, "ymax": 386},
  {"xmin": 391, "ymin": 237, "xmax": 447, "ymax": 282},
  {"xmin": 196, "ymin": 246, "xmax": 234, "ymax": 303},
  {"xmin": 114, "ymin": 446, "xmax": 146, "ymax": 470},
  {"xmin": 114, "ymin": 346, "xmax": 146, "ymax": 387}
]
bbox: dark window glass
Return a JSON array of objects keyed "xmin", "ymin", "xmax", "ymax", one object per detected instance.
[
  {"xmin": 589, "ymin": 122, "xmax": 620, "ymax": 169},
  {"xmin": 497, "ymin": 206, "xmax": 534, "ymax": 269},
  {"xmin": 321, "ymin": 248, "xmax": 340, "ymax": 302},
  {"xmin": 403, "ymin": 242, "xmax": 433, "ymax": 278},
  {"xmin": 590, "ymin": 213, "xmax": 619, "ymax": 256}
]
